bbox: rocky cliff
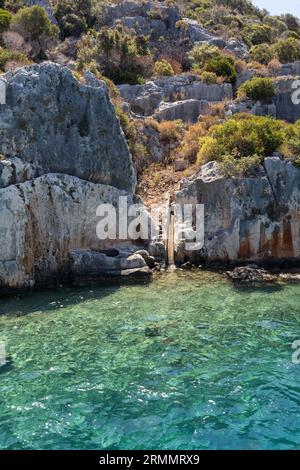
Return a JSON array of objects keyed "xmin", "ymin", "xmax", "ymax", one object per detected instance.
[
  {"xmin": 0, "ymin": 62, "xmax": 148, "ymax": 293},
  {"xmin": 174, "ymin": 157, "xmax": 300, "ymax": 266}
]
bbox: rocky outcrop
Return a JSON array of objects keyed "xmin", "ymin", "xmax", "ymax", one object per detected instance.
[
  {"xmin": 105, "ymin": 0, "xmax": 181, "ymax": 39},
  {"xmin": 0, "ymin": 62, "xmax": 136, "ymax": 192},
  {"xmin": 104, "ymin": 2, "xmax": 248, "ymax": 58},
  {"xmin": 0, "ymin": 63, "xmax": 148, "ymax": 293},
  {"xmin": 154, "ymin": 99, "xmax": 210, "ymax": 123},
  {"xmin": 228, "ymin": 76, "xmax": 300, "ymax": 122},
  {"xmin": 274, "ymin": 77, "xmax": 300, "ymax": 122},
  {"xmin": 119, "ymin": 74, "xmax": 232, "ymax": 122},
  {"xmin": 174, "ymin": 157, "xmax": 300, "ymax": 265}
]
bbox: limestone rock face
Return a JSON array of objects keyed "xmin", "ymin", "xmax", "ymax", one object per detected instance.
[
  {"xmin": 274, "ymin": 77, "xmax": 300, "ymax": 122},
  {"xmin": 175, "ymin": 157, "xmax": 300, "ymax": 265},
  {"xmin": 0, "ymin": 63, "xmax": 145, "ymax": 292},
  {"xmin": 118, "ymin": 75, "xmax": 232, "ymax": 122},
  {"xmin": 105, "ymin": 0, "xmax": 181, "ymax": 38},
  {"xmin": 0, "ymin": 174, "xmax": 136, "ymax": 290},
  {"xmin": 154, "ymin": 99, "xmax": 210, "ymax": 123},
  {"xmin": 0, "ymin": 62, "xmax": 136, "ymax": 192}
]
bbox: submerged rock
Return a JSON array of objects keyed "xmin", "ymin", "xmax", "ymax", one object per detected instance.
[{"xmin": 226, "ymin": 266, "xmax": 273, "ymax": 283}]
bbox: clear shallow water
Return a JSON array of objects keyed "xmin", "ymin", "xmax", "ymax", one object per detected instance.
[{"xmin": 0, "ymin": 270, "xmax": 300, "ymax": 450}]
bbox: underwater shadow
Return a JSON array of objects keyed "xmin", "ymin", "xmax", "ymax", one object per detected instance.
[{"xmin": 0, "ymin": 277, "xmax": 153, "ymax": 317}]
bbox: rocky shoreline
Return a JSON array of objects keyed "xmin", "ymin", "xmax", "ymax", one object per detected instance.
[{"xmin": 0, "ymin": 62, "xmax": 300, "ymax": 295}]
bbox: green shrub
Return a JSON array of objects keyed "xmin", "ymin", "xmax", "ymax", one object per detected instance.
[
  {"xmin": 198, "ymin": 114, "xmax": 285, "ymax": 165},
  {"xmin": 241, "ymin": 23, "xmax": 273, "ymax": 46},
  {"xmin": 281, "ymin": 121, "xmax": 300, "ymax": 163},
  {"xmin": 238, "ymin": 78, "xmax": 276, "ymax": 102},
  {"xmin": 220, "ymin": 153, "xmax": 262, "ymax": 176},
  {"xmin": 54, "ymin": 0, "xmax": 96, "ymax": 38},
  {"xmin": 0, "ymin": 8, "xmax": 11, "ymax": 35},
  {"xmin": 249, "ymin": 44, "xmax": 273, "ymax": 65},
  {"xmin": 77, "ymin": 28, "xmax": 151, "ymax": 85},
  {"xmin": 204, "ymin": 55, "xmax": 237, "ymax": 83},
  {"xmin": 188, "ymin": 43, "xmax": 220, "ymax": 69},
  {"xmin": 272, "ymin": 37, "xmax": 300, "ymax": 63},
  {"xmin": 200, "ymin": 71, "xmax": 217, "ymax": 84},
  {"xmin": 153, "ymin": 59, "xmax": 174, "ymax": 77}
]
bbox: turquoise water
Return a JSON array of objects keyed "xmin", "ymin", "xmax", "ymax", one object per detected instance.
[{"xmin": 0, "ymin": 270, "xmax": 300, "ymax": 450}]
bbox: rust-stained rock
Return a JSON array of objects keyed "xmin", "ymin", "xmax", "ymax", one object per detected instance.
[{"xmin": 175, "ymin": 156, "xmax": 300, "ymax": 265}]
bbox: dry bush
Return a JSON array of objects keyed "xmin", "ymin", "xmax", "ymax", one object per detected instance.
[
  {"xmin": 268, "ymin": 58, "xmax": 282, "ymax": 74},
  {"xmin": 248, "ymin": 61, "xmax": 268, "ymax": 73},
  {"xmin": 144, "ymin": 118, "xmax": 160, "ymax": 132},
  {"xmin": 210, "ymin": 100, "xmax": 229, "ymax": 119},
  {"xmin": 179, "ymin": 122, "xmax": 207, "ymax": 163},
  {"xmin": 157, "ymin": 120, "xmax": 184, "ymax": 142},
  {"xmin": 235, "ymin": 59, "xmax": 247, "ymax": 73}
]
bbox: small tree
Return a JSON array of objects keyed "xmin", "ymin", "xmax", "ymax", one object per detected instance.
[
  {"xmin": 272, "ymin": 37, "xmax": 300, "ymax": 63},
  {"xmin": 10, "ymin": 6, "xmax": 59, "ymax": 58},
  {"xmin": 188, "ymin": 43, "xmax": 220, "ymax": 69},
  {"xmin": 11, "ymin": 6, "xmax": 58, "ymax": 42}
]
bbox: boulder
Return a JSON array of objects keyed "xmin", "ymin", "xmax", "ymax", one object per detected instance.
[
  {"xmin": 226, "ymin": 266, "xmax": 272, "ymax": 283},
  {"xmin": 70, "ymin": 250, "xmax": 151, "ymax": 279}
]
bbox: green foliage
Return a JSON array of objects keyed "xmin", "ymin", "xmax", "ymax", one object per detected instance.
[
  {"xmin": 220, "ymin": 153, "xmax": 262, "ymax": 176},
  {"xmin": 53, "ymin": 0, "xmax": 108, "ymax": 38},
  {"xmin": 153, "ymin": 59, "xmax": 174, "ymax": 77},
  {"xmin": 200, "ymin": 71, "xmax": 217, "ymax": 84},
  {"xmin": 77, "ymin": 28, "xmax": 151, "ymax": 85},
  {"xmin": 241, "ymin": 23, "xmax": 273, "ymax": 46},
  {"xmin": 0, "ymin": 8, "xmax": 11, "ymax": 35},
  {"xmin": 11, "ymin": 6, "xmax": 59, "ymax": 42},
  {"xmin": 238, "ymin": 78, "xmax": 276, "ymax": 102},
  {"xmin": 188, "ymin": 43, "xmax": 220, "ymax": 69},
  {"xmin": 249, "ymin": 44, "xmax": 273, "ymax": 65},
  {"xmin": 281, "ymin": 121, "xmax": 300, "ymax": 163},
  {"xmin": 272, "ymin": 37, "xmax": 300, "ymax": 63},
  {"xmin": 204, "ymin": 55, "xmax": 237, "ymax": 83},
  {"xmin": 198, "ymin": 114, "xmax": 285, "ymax": 166}
]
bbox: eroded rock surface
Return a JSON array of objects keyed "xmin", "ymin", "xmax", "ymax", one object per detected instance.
[
  {"xmin": 119, "ymin": 75, "xmax": 232, "ymax": 122},
  {"xmin": 0, "ymin": 62, "xmax": 136, "ymax": 192},
  {"xmin": 0, "ymin": 63, "xmax": 146, "ymax": 293},
  {"xmin": 175, "ymin": 157, "xmax": 300, "ymax": 265}
]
